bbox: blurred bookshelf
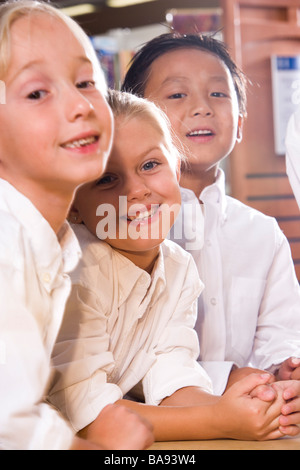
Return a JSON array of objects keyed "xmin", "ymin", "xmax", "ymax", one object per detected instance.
[
  {"xmin": 90, "ymin": 7, "xmax": 222, "ymax": 89},
  {"xmin": 166, "ymin": 7, "xmax": 222, "ymax": 35}
]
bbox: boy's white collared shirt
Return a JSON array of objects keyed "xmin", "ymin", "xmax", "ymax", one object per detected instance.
[
  {"xmin": 49, "ymin": 225, "xmax": 213, "ymax": 432},
  {"xmin": 0, "ymin": 178, "xmax": 81, "ymax": 450},
  {"xmin": 170, "ymin": 170, "xmax": 300, "ymax": 394}
]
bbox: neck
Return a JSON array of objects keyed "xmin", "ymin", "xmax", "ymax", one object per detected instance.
[
  {"xmin": 36, "ymin": 192, "xmax": 73, "ymax": 234},
  {"xmin": 180, "ymin": 165, "xmax": 219, "ymax": 198}
]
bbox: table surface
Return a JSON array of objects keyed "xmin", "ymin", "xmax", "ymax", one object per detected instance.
[{"xmin": 149, "ymin": 436, "xmax": 300, "ymax": 450}]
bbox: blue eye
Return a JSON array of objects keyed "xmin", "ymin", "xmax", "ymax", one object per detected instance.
[{"xmin": 142, "ymin": 161, "xmax": 158, "ymax": 171}]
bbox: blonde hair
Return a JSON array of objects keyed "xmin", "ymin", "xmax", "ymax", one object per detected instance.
[
  {"xmin": 107, "ymin": 88, "xmax": 184, "ymax": 169},
  {"xmin": 0, "ymin": 0, "xmax": 106, "ymax": 93}
]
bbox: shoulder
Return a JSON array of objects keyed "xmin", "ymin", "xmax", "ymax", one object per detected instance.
[
  {"xmin": 225, "ymin": 195, "xmax": 284, "ymax": 247},
  {"xmin": 226, "ymin": 195, "xmax": 280, "ymax": 227}
]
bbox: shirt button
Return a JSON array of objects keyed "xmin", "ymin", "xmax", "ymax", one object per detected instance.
[
  {"xmin": 210, "ymin": 297, "xmax": 217, "ymax": 306},
  {"xmin": 42, "ymin": 272, "xmax": 51, "ymax": 283}
]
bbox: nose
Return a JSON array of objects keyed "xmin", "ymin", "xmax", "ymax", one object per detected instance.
[
  {"xmin": 125, "ymin": 174, "xmax": 151, "ymax": 202},
  {"xmin": 64, "ymin": 86, "xmax": 94, "ymax": 121},
  {"xmin": 190, "ymin": 97, "xmax": 213, "ymax": 118}
]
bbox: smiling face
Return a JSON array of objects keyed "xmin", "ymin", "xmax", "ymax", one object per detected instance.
[
  {"xmin": 143, "ymin": 48, "xmax": 243, "ymax": 184},
  {"xmin": 0, "ymin": 13, "xmax": 113, "ymax": 201},
  {"xmin": 73, "ymin": 114, "xmax": 181, "ymax": 271}
]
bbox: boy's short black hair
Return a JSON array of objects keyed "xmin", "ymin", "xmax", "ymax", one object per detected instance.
[{"xmin": 121, "ymin": 32, "xmax": 247, "ymax": 117}]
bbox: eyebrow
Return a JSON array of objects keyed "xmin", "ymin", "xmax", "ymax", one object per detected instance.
[
  {"xmin": 161, "ymin": 75, "xmax": 229, "ymax": 87},
  {"xmin": 7, "ymin": 55, "xmax": 92, "ymax": 85},
  {"xmin": 160, "ymin": 76, "xmax": 187, "ymax": 87},
  {"xmin": 109, "ymin": 145, "xmax": 166, "ymax": 168}
]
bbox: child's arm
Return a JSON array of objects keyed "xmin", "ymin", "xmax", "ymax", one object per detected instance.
[
  {"xmin": 83, "ymin": 373, "xmax": 285, "ymax": 443},
  {"xmin": 226, "ymin": 366, "xmax": 277, "ymax": 401},
  {"xmin": 156, "ymin": 373, "xmax": 285, "ymax": 441},
  {"xmin": 229, "ymin": 367, "xmax": 300, "ymax": 437},
  {"xmin": 70, "ymin": 437, "xmax": 106, "ymax": 450},
  {"xmin": 78, "ymin": 404, "xmax": 154, "ymax": 450},
  {"xmin": 248, "ymin": 225, "xmax": 300, "ymax": 372},
  {"xmin": 134, "ymin": 373, "xmax": 285, "ymax": 441},
  {"xmin": 0, "ymin": 240, "xmax": 75, "ymax": 450}
]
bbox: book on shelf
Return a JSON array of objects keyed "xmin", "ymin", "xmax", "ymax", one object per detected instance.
[{"xmin": 90, "ymin": 35, "xmax": 132, "ymax": 89}]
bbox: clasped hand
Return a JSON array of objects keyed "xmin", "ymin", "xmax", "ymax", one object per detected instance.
[{"xmin": 250, "ymin": 357, "xmax": 300, "ymax": 436}]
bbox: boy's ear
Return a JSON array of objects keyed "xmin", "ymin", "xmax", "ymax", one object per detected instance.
[
  {"xmin": 68, "ymin": 206, "xmax": 83, "ymax": 224},
  {"xmin": 236, "ymin": 114, "xmax": 244, "ymax": 143}
]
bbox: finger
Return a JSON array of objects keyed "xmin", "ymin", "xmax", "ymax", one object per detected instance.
[
  {"xmin": 262, "ymin": 429, "xmax": 286, "ymax": 440},
  {"xmin": 233, "ymin": 373, "xmax": 274, "ymax": 395},
  {"xmin": 276, "ymin": 358, "xmax": 297, "ymax": 380},
  {"xmin": 280, "ymin": 411, "xmax": 300, "ymax": 427},
  {"xmin": 281, "ymin": 397, "xmax": 300, "ymax": 415},
  {"xmin": 282, "ymin": 384, "xmax": 300, "ymax": 401},
  {"xmin": 290, "ymin": 358, "xmax": 300, "ymax": 368},
  {"xmin": 250, "ymin": 384, "xmax": 276, "ymax": 401},
  {"xmin": 291, "ymin": 366, "xmax": 300, "ymax": 380},
  {"xmin": 279, "ymin": 424, "xmax": 300, "ymax": 437}
]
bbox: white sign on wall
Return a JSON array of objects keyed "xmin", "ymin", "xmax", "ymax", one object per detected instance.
[{"xmin": 271, "ymin": 56, "xmax": 300, "ymax": 155}]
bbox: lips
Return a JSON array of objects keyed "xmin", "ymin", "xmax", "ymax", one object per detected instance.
[
  {"xmin": 61, "ymin": 134, "xmax": 99, "ymax": 149},
  {"xmin": 127, "ymin": 204, "xmax": 160, "ymax": 223},
  {"xmin": 186, "ymin": 129, "xmax": 214, "ymax": 137}
]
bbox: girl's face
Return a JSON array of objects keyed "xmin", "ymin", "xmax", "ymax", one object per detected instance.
[
  {"xmin": 73, "ymin": 115, "xmax": 181, "ymax": 270},
  {"xmin": 143, "ymin": 48, "xmax": 243, "ymax": 176},
  {"xmin": 0, "ymin": 14, "xmax": 113, "ymax": 197}
]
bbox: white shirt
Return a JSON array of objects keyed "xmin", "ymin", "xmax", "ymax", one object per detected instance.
[
  {"xmin": 169, "ymin": 170, "xmax": 300, "ymax": 394},
  {"xmin": 0, "ymin": 179, "xmax": 80, "ymax": 450},
  {"xmin": 49, "ymin": 225, "xmax": 213, "ymax": 432},
  {"xmin": 286, "ymin": 107, "xmax": 300, "ymax": 209}
]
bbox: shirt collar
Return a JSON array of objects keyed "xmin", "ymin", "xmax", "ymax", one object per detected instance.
[
  {"xmin": 114, "ymin": 244, "xmax": 167, "ymax": 308},
  {"xmin": 181, "ymin": 169, "xmax": 228, "ymax": 221},
  {"xmin": 0, "ymin": 179, "xmax": 81, "ymax": 282},
  {"xmin": 201, "ymin": 169, "xmax": 227, "ymax": 213}
]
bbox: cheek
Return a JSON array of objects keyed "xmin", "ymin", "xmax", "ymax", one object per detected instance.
[
  {"xmin": 218, "ymin": 106, "xmax": 239, "ymax": 141},
  {"xmin": 76, "ymin": 195, "xmax": 99, "ymax": 233},
  {"xmin": 81, "ymin": 212, "xmax": 98, "ymax": 236},
  {"xmin": 163, "ymin": 176, "xmax": 181, "ymax": 208},
  {"xmin": 172, "ymin": 187, "xmax": 182, "ymax": 220},
  {"xmin": 95, "ymin": 99, "xmax": 114, "ymax": 150},
  {"xmin": 225, "ymin": 102, "xmax": 240, "ymax": 132},
  {"xmin": 94, "ymin": 195, "xmax": 120, "ymax": 235},
  {"xmin": 225, "ymin": 120, "xmax": 240, "ymax": 145},
  {"xmin": 0, "ymin": 124, "xmax": 34, "ymax": 167}
]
